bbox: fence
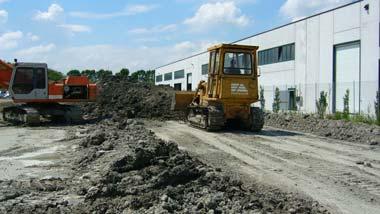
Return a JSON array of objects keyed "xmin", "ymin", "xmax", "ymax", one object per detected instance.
[{"xmin": 259, "ymin": 81, "xmax": 378, "ymax": 116}]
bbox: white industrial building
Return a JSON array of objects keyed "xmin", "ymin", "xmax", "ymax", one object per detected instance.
[{"xmin": 155, "ymin": 0, "xmax": 379, "ymax": 115}]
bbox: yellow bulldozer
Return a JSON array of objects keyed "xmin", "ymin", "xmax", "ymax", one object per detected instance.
[{"xmin": 172, "ymin": 43, "xmax": 264, "ymax": 131}]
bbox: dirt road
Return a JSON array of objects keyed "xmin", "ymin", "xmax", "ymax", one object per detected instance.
[{"xmin": 148, "ymin": 121, "xmax": 380, "ymax": 214}]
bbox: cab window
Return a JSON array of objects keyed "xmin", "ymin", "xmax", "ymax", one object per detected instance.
[
  {"xmin": 223, "ymin": 52, "xmax": 252, "ymax": 75},
  {"xmin": 209, "ymin": 51, "xmax": 220, "ymax": 74},
  {"xmin": 35, "ymin": 68, "xmax": 46, "ymax": 89},
  {"xmin": 12, "ymin": 67, "xmax": 46, "ymax": 94},
  {"xmin": 13, "ymin": 67, "xmax": 34, "ymax": 94}
]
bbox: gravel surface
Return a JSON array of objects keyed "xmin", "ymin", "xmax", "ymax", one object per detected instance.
[
  {"xmin": 265, "ymin": 112, "xmax": 380, "ymax": 145},
  {"xmin": 0, "ymin": 118, "xmax": 326, "ymax": 214}
]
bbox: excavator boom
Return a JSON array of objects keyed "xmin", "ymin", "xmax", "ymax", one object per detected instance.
[{"xmin": 0, "ymin": 60, "xmax": 13, "ymax": 89}]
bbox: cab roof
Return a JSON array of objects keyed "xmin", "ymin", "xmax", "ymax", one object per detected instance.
[{"xmin": 207, "ymin": 43, "xmax": 259, "ymax": 52}]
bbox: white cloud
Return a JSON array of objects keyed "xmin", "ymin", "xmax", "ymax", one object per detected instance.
[
  {"xmin": 34, "ymin": 3, "xmax": 64, "ymax": 21},
  {"xmin": 70, "ymin": 4, "xmax": 156, "ymax": 19},
  {"xmin": 15, "ymin": 43, "xmax": 55, "ymax": 56},
  {"xmin": 126, "ymin": 4, "xmax": 156, "ymax": 15},
  {"xmin": 9, "ymin": 41, "xmax": 217, "ymax": 72},
  {"xmin": 0, "ymin": 9, "xmax": 7, "ymax": 23},
  {"xmin": 0, "ymin": 0, "xmax": 10, "ymax": 3},
  {"xmin": 0, "ymin": 31, "xmax": 23, "ymax": 50},
  {"xmin": 128, "ymin": 24, "xmax": 177, "ymax": 34},
  {"xmin": 280, "ymin": 0, "xmax": 353, "ymax": 21},
  {"xmin": 58, "ymin": 24, "xmax": 91, "ymax": 33},
  {"xmin": 184, "ymin": 1, "xmax": 249, "ymax": 30},
  {"xmin": 27, "ymin": 32, "xmax": 39, "ymax": 42}
]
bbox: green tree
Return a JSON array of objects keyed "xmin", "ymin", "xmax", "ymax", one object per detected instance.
[
  {"xmin": 81, "ymin": 70, "xmax": 97, "ymax": 82},
  {"xmin": 116, "ymin": 68, "xmax": 130, "ymax": 77},
  {"xmin": 145, "ymin": 70, "xmax": 155, "ymax": 84},
  {"xmin": 67, "ymin": 70, "xmax": 81, "ymax": 76},
  {"xmin": 130, "ymin": 70, "xmax": 146, "ymax": 82},
  {"xmin": 273, "ymin": 87, "xmax": 280, "ymax": 113},
  {"xmin": 316, "ymin": 91, "xmax": 328, "ymax": 119},
  {"xmin": 260, "ymin": 85, "xmax": 265, "ymax": 110},
  {"xmin": 343, "ymin": 89, "xmax": 350, "ymax": 120},
  {"xmin": 130, "ymin": 70, "xmax": 155, "ymax": 83},
  {"xmin": 96, "ymin": 69, "xmax": 113, "ymax": 80},
  {"xmin": 48, "ymin": 69, "xmax": 64, "ymax": 81}
]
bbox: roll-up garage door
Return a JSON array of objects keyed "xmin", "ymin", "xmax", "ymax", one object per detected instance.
[{"xmin": 334, "ymin": 41, "xmax": 360, "ymax": 113}]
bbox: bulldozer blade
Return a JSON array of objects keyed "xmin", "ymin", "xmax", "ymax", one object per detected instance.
[{"xmin": 171, "ymin": 91, "xmax": 194, "ymax": 111}]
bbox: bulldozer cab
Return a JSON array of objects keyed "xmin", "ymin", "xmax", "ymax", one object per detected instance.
[
  {"xmin": 9, "ymin": 63, "xmax": 48, "ymax": 100},
  {"xmin": 206, "ymin": 44, "xmax": 259, "ymax": 101}
]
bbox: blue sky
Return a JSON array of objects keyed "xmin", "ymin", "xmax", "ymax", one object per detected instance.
[{"xmin": 0, "ymin": 0, "xmax": 353, "ymax": 73}]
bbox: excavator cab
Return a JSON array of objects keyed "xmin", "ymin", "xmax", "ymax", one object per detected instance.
[
  {"xmin": 9, "ymin": 63, "xmax": 48, "ymax": 100},
  {"xmin": 172, "ymin": 44, "xmax": 264, "ymax": 131}
]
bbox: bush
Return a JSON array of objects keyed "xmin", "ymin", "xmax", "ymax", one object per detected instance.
[
  {"xmin": 260, "ymin": 85, "xmax": 265, "ymax": 110},
  {"xmin": 343, "ymin": 89, "xmax": 350, "ymax": 120},
  {"xmin": 273, "ymin": 87, "xmax": 280, "ymax": 113},
  {"xmin": 327, "ymin": 112, "xmax": 344, "ymax": 120},
  {"xmin": 316, "ymin": 91, "xmax": 328, "ymax": 119},
  {"xmin": 351, "ymin": 114, "xmax": 375, "ymax": 125}
]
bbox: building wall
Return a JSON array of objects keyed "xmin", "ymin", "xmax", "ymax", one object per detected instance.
[{"xmin": 155, "ymin": 0, "xmax": 379, "ymax": 114}]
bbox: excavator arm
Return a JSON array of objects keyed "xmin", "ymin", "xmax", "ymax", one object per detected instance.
[{"xmin": 0, "ymin": 60, "xmax": 13, "ymax": 90}]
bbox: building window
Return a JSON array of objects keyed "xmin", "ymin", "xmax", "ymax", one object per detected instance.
[
  {"xmin": 201, "ymin": 64, "xmax": 208, "ymax": 75},
  {"xmin": 258, "ymin": 43, "xmax": 295, "ymax": 65},
  {"xmin": 174, "ymin": 69, "xmax": 185, "ymax": 79},
  {"xmin": 164, "ymin": 72, "xmax": 172, "ymax": 81},
  {"xmin": 156, "ymin": 75, "xmax": 162, "ymax": 82},
  {"xmin": 174, "ymin": 83, "xmax": 182, "ymax": 91}
]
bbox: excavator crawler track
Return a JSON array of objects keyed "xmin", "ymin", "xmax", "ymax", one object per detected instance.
[
  {"xmin": 3, "ymin": 105, "xmax": 40, "ymax": 125},
  {"xmin": 2, "ymin": 104, "xmax": 83, "ymax": 125}
]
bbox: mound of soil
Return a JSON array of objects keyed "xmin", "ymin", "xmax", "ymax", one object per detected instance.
[
  {"xmin": 265, "ymin": 112, "xmax": 379, "ymax": 145},
  {"xmin": 82, "ymin": 77, "xmax": 184, "ymax": 120},
  {"xmin": 0, "ymin": 118, "xmax": 327, "ymax": 213}
]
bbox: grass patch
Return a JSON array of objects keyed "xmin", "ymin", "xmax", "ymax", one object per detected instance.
[{"xmin": 326, "ymin": 112, "xmax": 378, "ymax": 126}]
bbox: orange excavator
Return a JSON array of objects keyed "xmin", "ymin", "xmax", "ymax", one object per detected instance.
[{"xmin": 0, "ymin": 59, "xmax": 97, "ymax": 125}]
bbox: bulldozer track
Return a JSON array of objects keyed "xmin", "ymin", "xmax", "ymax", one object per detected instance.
[
  {"xmin": 187, "ymin": 105, "xmax": 225, "ymax": 131},
  {"xmin": 149, "ymin": 121, "xmax": 380, "ymax": 214}
]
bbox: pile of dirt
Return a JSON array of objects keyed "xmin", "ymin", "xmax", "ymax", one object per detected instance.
[
  {"xmin": 0, "ymin": 118, "xmax": 327, "ymax": 213},
  {"xmin": 82, "ymin": 77, "xmax": 184, "ymax": 121},
  {"xmin": 265, "ymin": 112, "xmax": 379, "ymax": 145}
]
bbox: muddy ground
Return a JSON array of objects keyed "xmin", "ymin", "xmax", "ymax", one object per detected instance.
[
  {"xmin": 265, "ymin": 113, "xmax": 379, "ymax": 145},
  {"xmin": 81, "ymin": 77, "xmax": 184, "ymax": 121},
  {"xmin": 148, "ymin": 120, "xmax": 380, "ymax": 214},
  {"xmin": 0, "ymin": 125, "xmax": 67, "ymax": 180},
  {"xmin": 0, "ymin": 119, "xmax": 327, "ymax": 213},
  {"xmin": 1, "ymin": 78, "xmax": 378, "ymax": 213}
]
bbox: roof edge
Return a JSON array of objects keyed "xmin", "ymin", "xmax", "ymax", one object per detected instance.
[{"xmin": 155, "ymin": 0, "xmax": 363, "ymax": 70}]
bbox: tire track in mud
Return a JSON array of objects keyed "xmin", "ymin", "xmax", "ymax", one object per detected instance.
[
  {"xmin": 149, "ymin": 121, "xmax": 380, "ymax": 214},
  {"xmin": 228, "ymin": 132, "xmax": 380, "ymax": 200}
]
